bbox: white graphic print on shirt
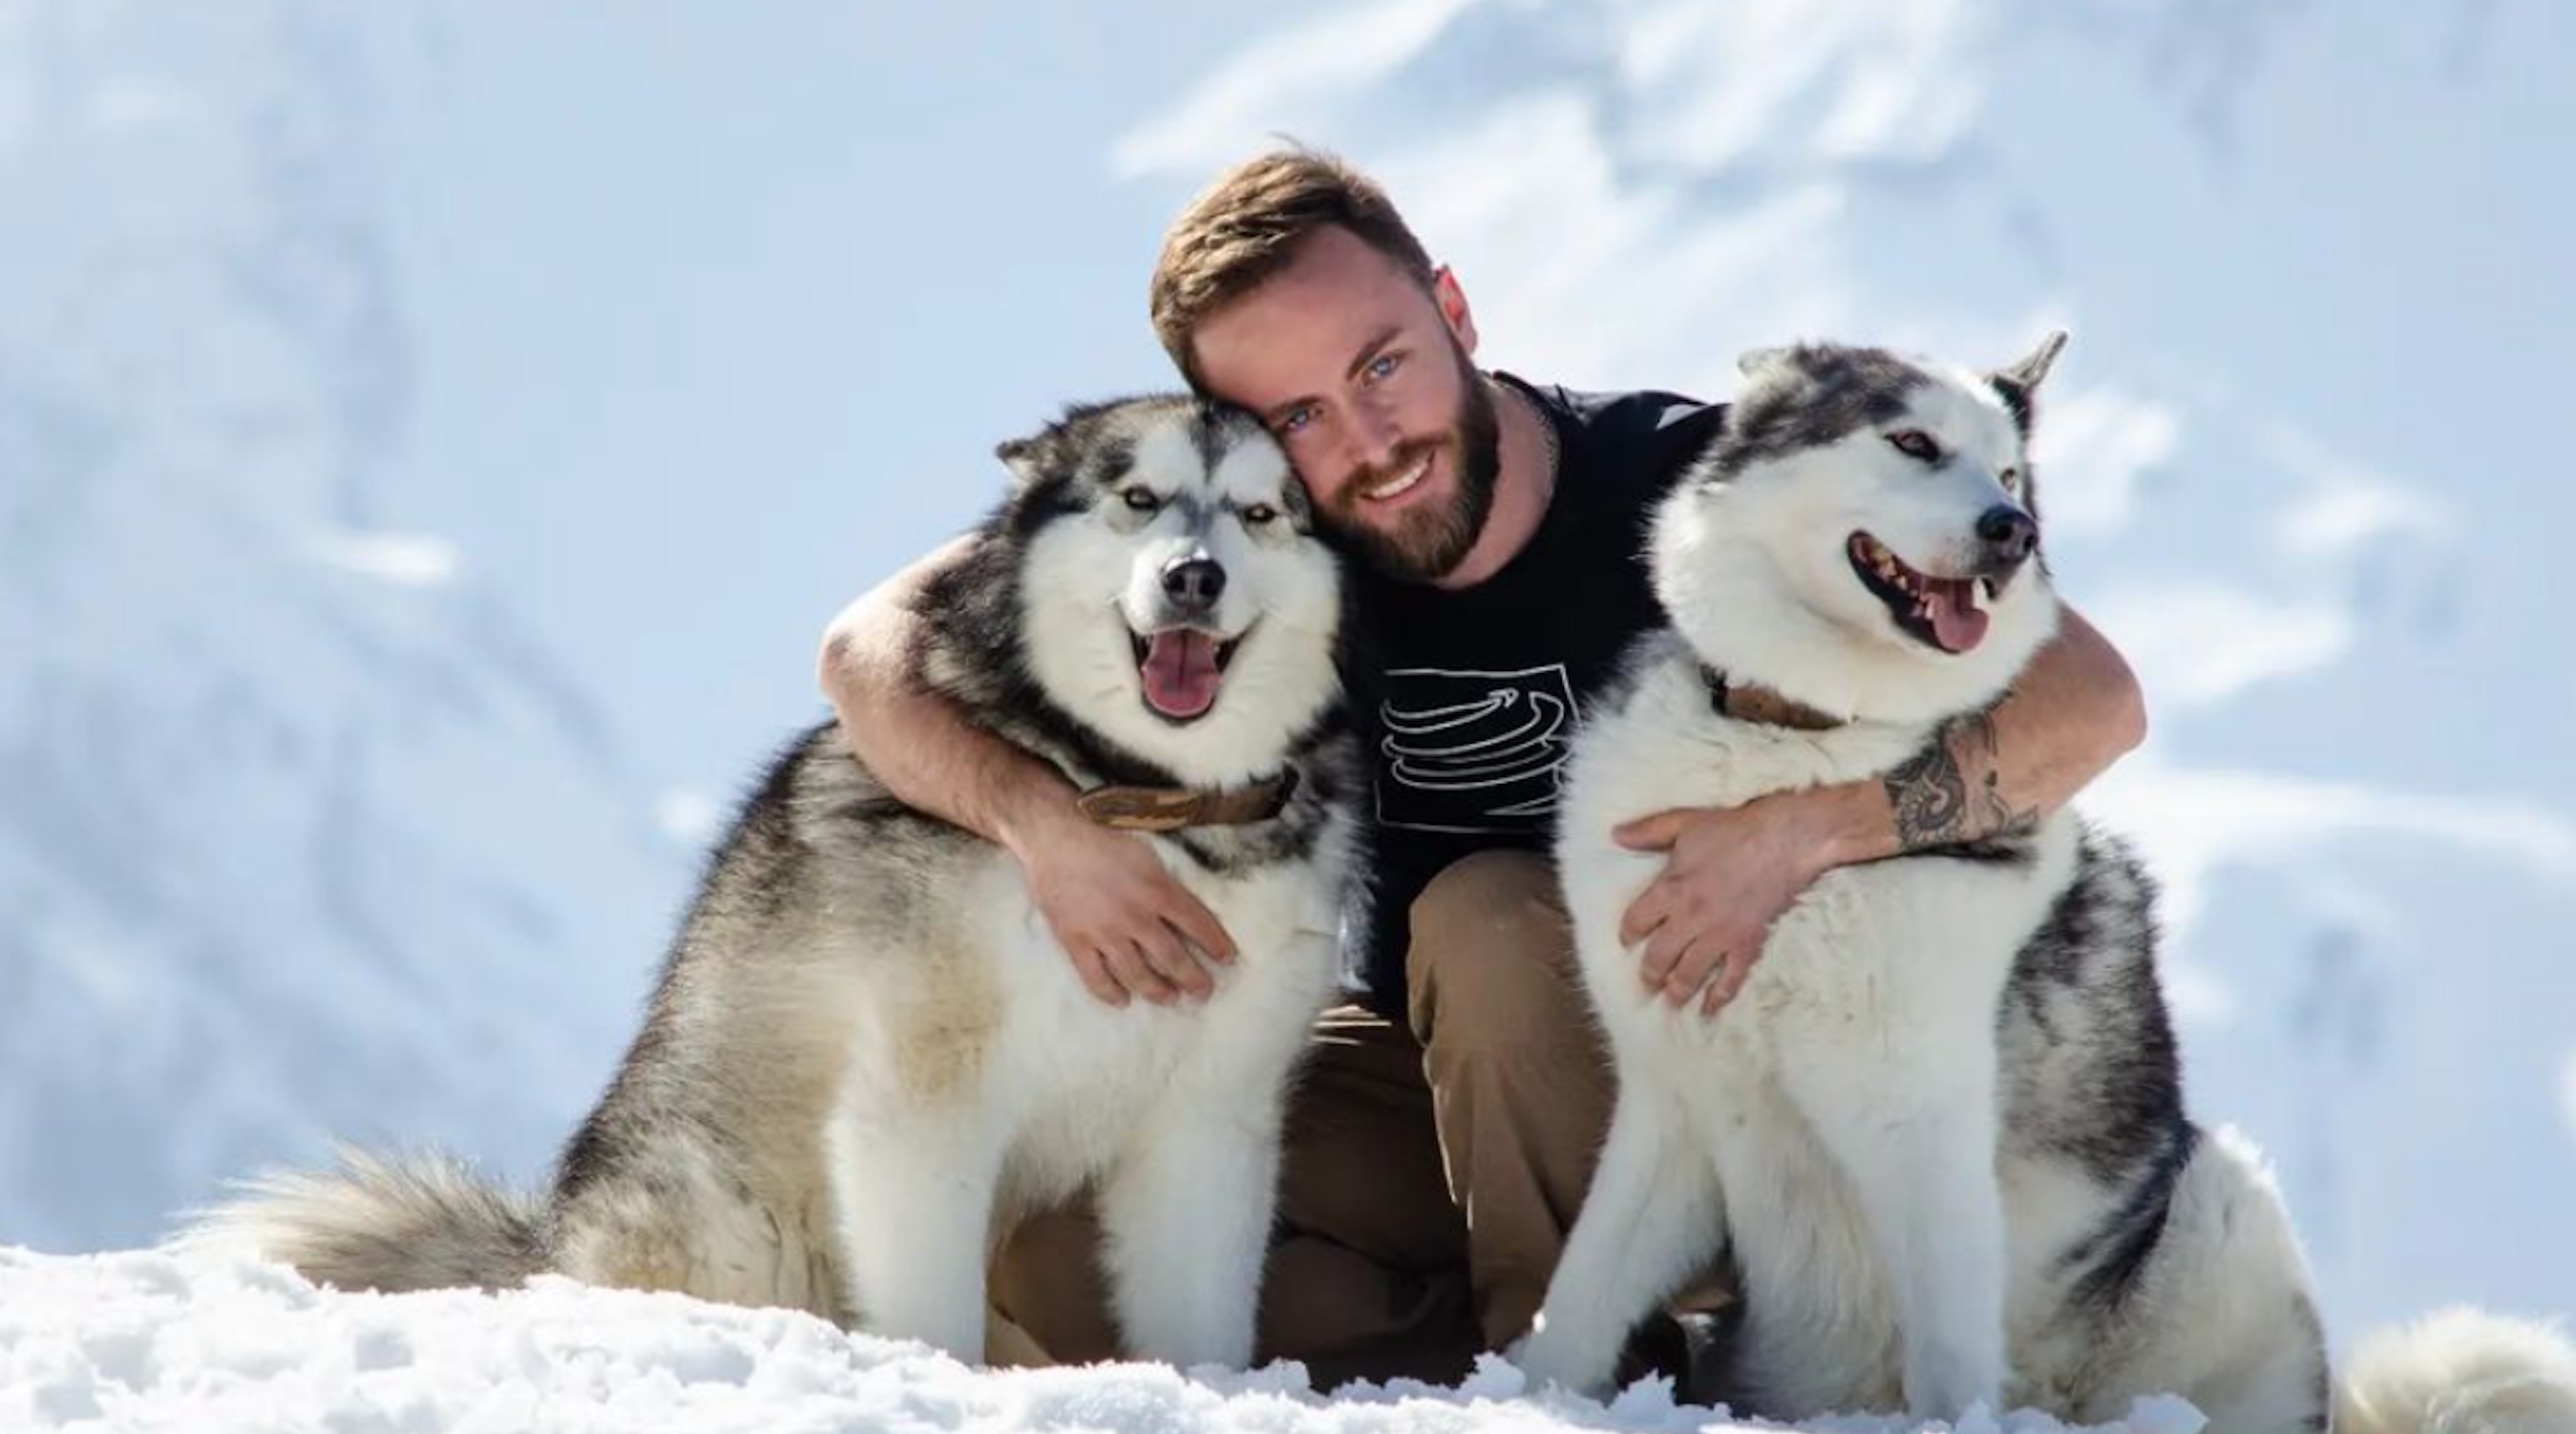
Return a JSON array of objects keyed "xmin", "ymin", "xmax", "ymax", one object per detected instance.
[{"xmin": 1375, "ymin": 664, "xmax": 1580, "ymax": 834}]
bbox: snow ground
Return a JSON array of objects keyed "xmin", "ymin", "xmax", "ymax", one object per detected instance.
[{"xmin": 0, "ymin": 1247, "xmax": 2210, "ymax": 1434}]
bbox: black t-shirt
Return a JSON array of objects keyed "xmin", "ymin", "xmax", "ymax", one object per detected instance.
[{"xmin": 1342, "ymin": 373, "xmax": 1726, "ymax": 1016}]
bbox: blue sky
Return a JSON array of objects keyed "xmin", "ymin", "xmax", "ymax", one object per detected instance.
[
  {"xmin": 380, "ymin": 7, "xmax": 1261, "ymax": 813},
  {"xmin": 355, "ymin": 1, "xmax": 2576, "ymax": 835}
]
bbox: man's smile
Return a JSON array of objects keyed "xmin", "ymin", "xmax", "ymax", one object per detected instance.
[{"xmin": 1362, "ymin": 452, "xmax": 1433, "ymax": 503}]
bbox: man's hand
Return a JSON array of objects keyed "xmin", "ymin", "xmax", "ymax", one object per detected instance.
[
  {"xmin": 1614, "ymin": 791, "xmax": 1841, "ymax": 1016},
  {"xmin": 1005, "ymin": 802, "xmax": 1239, "ymax": 1007}
]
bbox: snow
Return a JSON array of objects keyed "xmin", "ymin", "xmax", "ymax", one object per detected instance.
[{"xmin": 0, "ymin": 1247, "xmax": 2205, "ymax": 1434}]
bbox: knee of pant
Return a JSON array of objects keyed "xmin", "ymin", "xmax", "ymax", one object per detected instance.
[
  {"xmin": 989, "ymin": 1206, "xmax": 1121, "ymax": 1363},
  {"xmin": 1404, "ymin": 850, "xmax": 1586, "ymax": 1051}
]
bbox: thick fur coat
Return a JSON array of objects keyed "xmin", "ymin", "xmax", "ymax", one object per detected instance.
[
  {"xmin": 1518, "ymin": 338, "xmax": 2573, "ymax": 1434},
  {"xmin": 200, "ymin": 396, "xmax": 1363, "ymax": 1371}
]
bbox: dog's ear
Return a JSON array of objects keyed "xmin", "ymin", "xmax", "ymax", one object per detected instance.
[
  {"xmin": 1737, "ymin": 347, "xmax": 1794, "ymax": 381},
  {"xmin": 1989, "ymin": 330, "xmax": 2069, "ymax": 435},
  {"xmin": 1999, "ymin": 330, "xmax": 2069, "ymax": 391},
  {"xmin": 994, "ymin": 435, "xmax": 1047, "ymax": 487}
]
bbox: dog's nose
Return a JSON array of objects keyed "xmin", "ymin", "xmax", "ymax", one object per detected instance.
[
  {"xmin": 1976, "ymin": 504, "xmax": 2039, "ymax": 563},
  {"xmin": 1160, "ymin": 557, "xmax": 1227, "ymax": 612}
]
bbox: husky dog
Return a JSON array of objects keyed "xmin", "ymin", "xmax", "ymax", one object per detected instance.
[
  {"xmin": 1516, "ymin": 338, "xmax": 2576, "ymax": 1431},
  {"xmin": 202, "ymin": 395, "xmax": 1362, "ymax": 1370}
]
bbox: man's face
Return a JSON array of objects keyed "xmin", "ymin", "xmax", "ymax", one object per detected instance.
[{"xmin": 1190, "ymin": 226, "xmax": 1500, "ymax": 582}]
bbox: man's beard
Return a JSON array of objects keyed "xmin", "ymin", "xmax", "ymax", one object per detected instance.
[{"xmin": 1320, "ymin": 351, "xmax": 1501, "ymax": 583}]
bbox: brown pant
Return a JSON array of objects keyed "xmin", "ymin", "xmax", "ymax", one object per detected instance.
[{"xmin": 988, "ymin": 850, "xmax": 1622, "ymax": 1386}]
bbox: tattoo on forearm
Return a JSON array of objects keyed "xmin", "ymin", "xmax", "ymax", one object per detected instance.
[
  {"xmin": 1884, "ymin": 734, "xmax": 1971, "ymax": 846},
  {"xmin": 1884, "ymin": 705, "xmax": 2040, "ymax": 849}
]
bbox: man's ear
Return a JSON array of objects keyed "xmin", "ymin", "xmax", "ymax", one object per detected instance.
[{"xmin": 1434, "ymin": 264, "xmax": 1479, "ymax": 356}]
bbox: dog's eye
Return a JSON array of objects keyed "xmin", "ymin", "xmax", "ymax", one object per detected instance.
[
  {"xmin": 1999, "ymin": 467, "xmax": 2021, "ymax": 492},
  {"xmin": 1121, "ymin": 487, "xmax": 1163, "ymax": 513},
  {"xmin": 1886, "ymin": 430, "xmax": 1942, "ymax": 463},
  {"xmin": 1240, "ymin": 503, "xmax": 1279, "ymax": 526}
]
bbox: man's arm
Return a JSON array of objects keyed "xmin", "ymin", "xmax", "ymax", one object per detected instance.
[
  {"xmin": 1830, "ymin": 603, "xmax": 2144, "ymax": 864},
  {"xmin": 818, "ymin": 541, "xmax": 1237, "ymax": 1006},
  {"xmin": 1615, "ymin": 606, "xmax": 2145, "ymax": 1013}
]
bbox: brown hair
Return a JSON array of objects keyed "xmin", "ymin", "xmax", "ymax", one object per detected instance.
[{"xmin": 1150, "ymin": 146, "xmax": 1437, "ymax": 390}]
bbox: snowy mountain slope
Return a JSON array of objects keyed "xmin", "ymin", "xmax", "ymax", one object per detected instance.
[
  {"xmin": 0, "ymin": 4, "xmax": 681, "ymax": 1248},
  {"xmin": 1111, "ymin": 0, "xmax": 2576, "ymax": 1342}
]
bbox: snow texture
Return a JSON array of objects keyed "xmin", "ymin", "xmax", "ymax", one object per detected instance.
[{"xmin": 0, "ymin": 1247, "xmax": 2208, "ymax": 1434}]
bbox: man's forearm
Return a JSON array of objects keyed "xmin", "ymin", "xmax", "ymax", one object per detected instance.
[
  {"xmin": 1814, "ymin": 606, "xmax": 2146, "ymax": 868},
  {"xmin": 817, "ymin": 545, "xmax": 1085, "ymax": 856}
]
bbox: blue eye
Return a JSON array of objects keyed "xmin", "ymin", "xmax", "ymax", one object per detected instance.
[
  {"xmin": 1277, "ymin": 407, "xmax": 1315, "ymax": 436},
  {"xmin": 1121, "ymin": 487, "xmax": 1162, "ymax": 512},
  {"xmin": 1365, "ymin": 352, "xmax": 1401, "ymax": 382},
  {"xmin": 1886, "ymin": 429, "xmax": 1942, "ymax": 463},
  {"xmin": 1241, "ymin": 503, "xmax": 1279, "ymax": 526}
]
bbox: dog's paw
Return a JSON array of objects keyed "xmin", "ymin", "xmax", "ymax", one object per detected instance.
[{"xmin": 1513, "ymin": 1325, "xmax": 1611, "ymax": 1399}]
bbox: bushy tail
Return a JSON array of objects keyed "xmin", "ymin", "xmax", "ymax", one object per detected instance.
[
  {"xmin": 2337, "ymin": 1307, "xmax": 2576, "ymax": 1434},
  {"xmin": 183, "ymin": 1147, "xmax": 549, "ymax": 1294}
]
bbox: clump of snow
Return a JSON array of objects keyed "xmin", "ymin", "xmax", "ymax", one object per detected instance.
[{"xmin": 0, "ymin": 1246, "xmax": 2200, "ymax": 1434}]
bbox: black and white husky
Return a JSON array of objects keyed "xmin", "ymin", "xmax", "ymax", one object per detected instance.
[
  {"xmin": 1517, "ymin": 339, "xmax": 2576, "ymax": 1431},
  {"xmin": 201, "ymin": 396, "xmax": 1362, "ymax": 1370}
]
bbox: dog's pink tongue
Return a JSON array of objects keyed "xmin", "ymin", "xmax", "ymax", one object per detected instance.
[
  {"xmin": 1927, "ymin": 579, "xmax": 1991, "ymax": 654},
  {"xmin": 1141, "ymin": 630, "xmax": 1221, "ymax": 718}
]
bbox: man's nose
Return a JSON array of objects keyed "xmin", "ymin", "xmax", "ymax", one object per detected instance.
[{"xmin": 1342, "ymin": 397, "xmax": 1405, "ymax": 477}]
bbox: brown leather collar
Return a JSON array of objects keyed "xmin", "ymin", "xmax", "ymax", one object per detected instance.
[
  {"xmin": 1075, "ymin": 768, "xmax": 1300, "ymax": 833},
  {"xmin": 1701, "ymin": 666, "xmax": 1845, "ymax": 732}
]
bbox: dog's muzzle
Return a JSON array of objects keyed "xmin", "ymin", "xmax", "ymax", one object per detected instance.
[
  {"xmin": 1159, "ymin": 556, "xmax": 1226, "ymax": 619},
  {"xmin": 1973, "ymin": 504, "xmax": 2038, "ymax": 584}
]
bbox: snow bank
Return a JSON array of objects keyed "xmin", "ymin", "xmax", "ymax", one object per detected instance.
[{"xmin": 0, "ymin": 1247, "xmax": 2206, "ymax": 1434}]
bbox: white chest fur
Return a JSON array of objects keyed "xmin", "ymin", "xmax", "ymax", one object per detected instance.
[
  {"xmin": 818, "ymin": 806, "xmax": 1355, "ymax": 1368},
  {"xmin": 1535, "ymin": 642, "xmax": 2079, "ymax": 1416}
]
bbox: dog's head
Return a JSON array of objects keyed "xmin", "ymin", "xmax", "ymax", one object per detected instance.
[
  {"xmin": 1000, "ymin": 395, "xmax": 1342, "ymax": 786},
  {"xmin": 1653, "ymin": 334, "xmax": 2068, "ymax": 726}
]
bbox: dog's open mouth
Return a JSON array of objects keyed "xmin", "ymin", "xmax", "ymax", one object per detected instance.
[
  {"xmin": 1130, "ymin": 624, "xmax": 1246, "ymax": 722},
  {"xmin": 1848, "ymin": 533, "xmax": 1995, "ymax": 655}
]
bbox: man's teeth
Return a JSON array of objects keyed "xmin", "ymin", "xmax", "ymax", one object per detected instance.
[{"xmin": 1364, "ymin": 456, "xmax": 1430, "ymax": 501}]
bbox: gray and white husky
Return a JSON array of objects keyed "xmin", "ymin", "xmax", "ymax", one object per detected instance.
[
  {"xmin": 1517, "ymin": 338, "xmax": 2576, "ymax": 1431},
  {"xmin": 201, "ymin": 395, "xmax": 1362, "ymax": 1370}
]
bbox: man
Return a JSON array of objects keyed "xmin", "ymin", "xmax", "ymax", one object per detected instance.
[{"xmin": 817, "ymin": 149, "xmax": 2145, "ymax": 1386}]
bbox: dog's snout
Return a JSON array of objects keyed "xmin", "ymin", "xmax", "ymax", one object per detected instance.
[
  {"xmin": 1160, "ymin": 557, "xmax": 1227, "ymax": 612},
  {"xmin": 1976, "ymin": 505, "xmax": 2038, "ymax": 563}
]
